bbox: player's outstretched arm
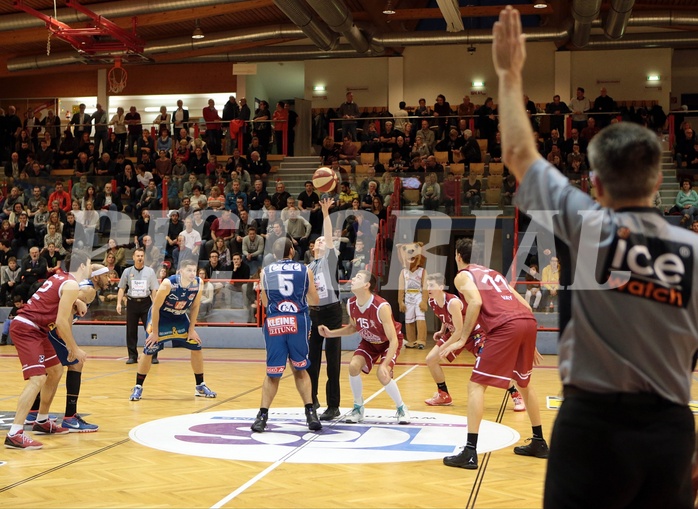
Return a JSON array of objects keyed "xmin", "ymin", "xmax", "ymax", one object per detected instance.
[
  {"xmin": 492, "ymin": 5, "xmax": 541, "ymax": 183},
  {"xmin": 320, "ymin": 198, "xmax": 334, "ymax": 248},
  {"xmin": 319, "ymin": 317, "xmax": 356, "ymax": 338},
  {"xmin": 57, "ymin": 280, "xmax": 87, "ymax": 364}
]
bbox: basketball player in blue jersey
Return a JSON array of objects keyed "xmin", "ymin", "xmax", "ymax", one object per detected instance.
[
  {"xmin": 129, "ymin": 258, "xmax": 216, "ymax": 401},
  {"xmin": 252, "ymin": 237, "xmax": 321, "ymax": 433}
]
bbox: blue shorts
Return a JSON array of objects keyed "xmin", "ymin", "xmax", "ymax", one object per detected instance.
[
  {"xmin": 47, "ymin": 327, "xmax": 79, "ymax": 366},
  {"xmin": 144, "ymin": 310, "xmax": 202, "ymax": 355},
  {"xmin": 263, "ymin": 312, "xmax": 310, "ymax": 377}
]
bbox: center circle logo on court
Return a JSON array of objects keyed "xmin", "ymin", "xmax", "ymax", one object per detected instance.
[{"xmin": 129, "ymin": 408, "xmax": 520, "ymax": 464}]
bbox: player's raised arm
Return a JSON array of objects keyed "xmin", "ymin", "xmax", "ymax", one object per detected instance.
[
  {"xmin": 320, "ymin": 198, "xmax": 334, "ymax": 249},
  {"xmin": 492, "ymin": 6, "xmax": 541, "ymax": 182},
  {"xmin": 56, "ymin": 279, "xmax": 86, "ymax": 363}
]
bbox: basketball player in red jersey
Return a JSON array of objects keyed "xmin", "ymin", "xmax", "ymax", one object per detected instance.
[
  {"xmin": 319, "ymin": 270, "xmax": 410, "ymax": 424},
  {"xmin": 424, "ymin": 272, "xmax": 485, "ymax": 406},
  {"xmin": 442, "ymin": 238, "xmax": 547, "ymax": 470},
  {"xmin": 4, "ymin": 250, "xmax": 91, "ymax": 450}
]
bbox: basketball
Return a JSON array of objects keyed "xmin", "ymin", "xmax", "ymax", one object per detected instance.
[{"xmin": 312, "ymin": 167, "xmax": 339, "ymax": 193}]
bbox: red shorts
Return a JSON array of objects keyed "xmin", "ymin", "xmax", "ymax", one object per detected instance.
[
  {"xmin": 471, "ymin": 318, "xmax": 537, "ymax": 389},
  {"xmin": 11, "ymin": 319, "xmax": 60, "ymax": 380},
  {"xmin": 355, "ymin": 338, "xmax": 403, "ymax": 375},
  {"xmin": 438, "ymin": 329, "xmax": 485, "ymax": 362}
]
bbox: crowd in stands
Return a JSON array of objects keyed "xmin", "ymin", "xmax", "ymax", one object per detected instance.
[{"xmin": 0, "ymin": 88, "xmax": 674, "ymax": 312}]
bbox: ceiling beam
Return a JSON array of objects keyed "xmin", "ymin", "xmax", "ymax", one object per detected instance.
[
  {"xmin": 353, "ymin": 5, "xmax": 554, "ymax": 22},
  {"xmin": 0, "ymin": 0, "xmax": 276, "ymax": 46}
]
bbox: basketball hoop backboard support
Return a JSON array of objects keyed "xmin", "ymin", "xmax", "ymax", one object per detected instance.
[{"xmin": 13, "ymin": 0, "xmax": 145, "ymax": 56}]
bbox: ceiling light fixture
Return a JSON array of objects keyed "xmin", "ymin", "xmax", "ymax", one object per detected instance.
[
  {"xmin": 383, "ymin": 1, "xmax": 396, "ymax": 15},
  {"xmin": 192, "ymin": 19, "xmax": 205, "ymax": 40},
  {"xmin": 533, "ymin": 1, "xmax": 548, "ymax": 8},
  {"xmin": 436, "ymin": 0, "xmax": 465, "ymax": 32}
]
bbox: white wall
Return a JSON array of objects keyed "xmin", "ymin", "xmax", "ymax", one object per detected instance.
[
  {"xmin": 304, "ymin": 57, "xmax": 389, "ymax": 109},
  {"xmin": 570, "ymin": 47, "xmax": 671, "ymax": 110}
]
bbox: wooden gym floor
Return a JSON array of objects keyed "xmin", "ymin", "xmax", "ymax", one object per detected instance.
[{"xmin": 0, "ymin": 343, "xmax": 694, "ymax": 509}]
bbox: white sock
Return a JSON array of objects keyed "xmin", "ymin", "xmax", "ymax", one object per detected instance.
[
  {"xmin": 37, "ymin": 413, "xmax": 48, "ymax": 422},
  {"xmin": 349, "ymin": 374, "xmax": 363, "ymax": 406},
  {"xmin": 384, "ymin": 379, "xmax": 403, "ymax": 408},
  {"xmin": 9, "ymin": 424, "xmax": 22, "ymax": 435}
]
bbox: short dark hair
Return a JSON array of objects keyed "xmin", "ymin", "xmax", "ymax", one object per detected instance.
[
  {"xmin": 399, "ymin": 101, "xmax": 406, "ymax": 109},
  {"xmin": 273, "ymin": 237, "xmax": 293, "ymax": 260},
  {"xmin": 588, "ymin": 123, "xmax": 661, "ymax": 201},
  {"xmin": 64, "ymin": 249, "xmax": 90, "ymax": 273},
  {"xmin": 577, "ymin": 87, "xmax": 584, "ymax": 93},
  {"xmin": 455, "ymin": 238, "xmax": 474, "ymax": 264}
]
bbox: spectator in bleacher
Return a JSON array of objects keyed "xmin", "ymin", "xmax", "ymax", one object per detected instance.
[
  {"xmin": 564, "ymin": 127, "xmax": 587, "ymax": 155},
  {"xmin": 253, "ymin": 100, "xmax": 271, "ymax": 152},
  {"xmin": 11, "ymin": 211, "xmax": 34, "ymax": 258},
  {"xmin": 458, "ymin": 130, "xmax": 482, "ymax": 165},
  {"xmin": 181, "ymin": 173, "xmax": 201, "ymax": 201},
  {"xmin": 248, "ymin": 179, "xmax": 268, "ymax": 211},
  {"xmin": 136, "ymin": 180, "xmax": 160, "ymax": 214},
  {"xmin": 48, "ymin": 181, "xmax": 71, "ymax": 213},
  {"xmin": 415, "ymin": 97, "xmax": 432, "ymax": 120},
  {"xmin": 41, "ymin": 242, "xmax": 62, "ymax": 276},
  {"xmin": 71, "ymin": 175, "xmax": 89, "ymax": 204},
  {"xmin": 566, "ymin": 144, "xmax": 587, "ymax": 171},
  {"xmin": 488, "ymin": 131, "xmax": 503, "ymax": 163},
  {"xmin": 524, "ymin": 264, "xmax": 542, "ymax": 311},
  {"xmin": 424, "ymin": 155, "xmax": 444, "ymax": 176},
  {"xmin": 591, "ymin": 87, "xmax": 617, "ymax": 128},
  {"xmin": 207, "ymin": 209, "xmax": 237, "ymax": 257},
  {"xmin": 389, "ymin": 151, "xmax": 408, "ymax": 173},
  {"xmin": 320, "ymin": 136, "xmax": 339, "ymax": 166},
  {"xmin": 437, "ymin": 129, "xmax": 464, "ymax": 164},
  {"xmin": 394, "ymin": 101, "xmax": 410, "ymax": 133},
  {"xmin": 463, "ymin": 172, "xmax": 482, "ymax": 210},
  {"xmin": 230, "ymin": 251, "xmax": 252, "ymax": 308},
  {"xmin": 547, "ymin": 146, "xmax": 565, "ymax": 172},
  {"xmin": 8, "ymin": 202, "xmax": 25, "ymax": 227},
  {"xmin": 270, "ymin": 181, "xmax": 290, "ymax": 211},
  {"xmin": 402, "ymin": 122, "xmax": 414, "ymax": 149},
  {"xmin": 154, "ymin": 150, "xmax": 172, "ymax": 182},
  {"xmin": 421, "ymin": 172, "xmax": 441, "ymax": 211},
  {"xmin": 543, "ymin": 129, "xmax": 564, "ymax": 158},
  {"xmin": 272, "ymin": 101, "xmax": 288, "ymax": 156},
  {"xmin": 35, "ymin": 201, "xmax": 50, "ymax": 240},
  {"xmin": 117, "ymin": 165, "xmax": 139, "ymax": 212},
  {"xmin": 371, "ymin": 196, "xmax": 387, "ymax": 222},
  {"xmin": 337, "ymin": 92, "xmax": 360, "ymax": 143},
  {"xmin": 412, "ymin": 134, "xmax": 430, "ymax": 159},
  {"xmin": 207, "ymin": 185, "xmax": 224, "ymax": 211},
  {"xmin": 361, "ymin": 180, "xmax": 382, "ymax": 211},
  {"xmin": 95, "ymin": 152, "xmax": 116, "ymax": 178},
  {"xmin": 36, "ymin": 140, "xmax": 54, "ymax": 173},
  {"xmin": 417, "ymin": 119, "xmax": 436, "ymax": 154},
  {"xmin": 442, "ymin": 172, "xmax": 458, "ymax": 215},
  {"xmin": 476, "ymin": 97, "xmax": 498, "ymax": 141},
  {"xmin": 225, "ymin": 178, "xmax": 247, "ymax": 211},
  {"xmin": 361, "ymin": 123, "xmax": 380, "ymax": 158},
  {"xmin": 164, "ymin": 210, "xmax": 184, "ymax": 257},
  {"xmin": 675, "ymin": 127, "xmax": 696, "ymax": 168},
  {"xmin": 203, "ymin": 99, "xmax": 223, "ymax": 155},
  {"xmin": 284, "ymin": 206, "xmax": 311, "ymax": 257},
  {"xmin": 0, "ymin": 256, "xmax": 20, "ymax": 306},
  {"xmin": 524, "ymin": 94, "xmax": 538, "ymax": 132},
  {"xmin": 188, "ymin": 146, "xmax": 208, "ymax": 176},
  {"xmin": 569, "ymin": 87, "xmax": 591, "ymax": 133},
  {"xmin": 242, "ymin": 226, "xmax": 264, "ymax": 276},
  {"xmin": 15, "ymin": 246, "xmax": 46, "ymax": 301},
  {"xmin": 338, "ymin": 136, "xmax": 358, "ymax": 170},
  {"xmin": 545, "ymin": 95, "xmax": 571, "ymax": 134},
  {"xmin": 541, "ymin": 256, "xmax": 561, "ymax": 312},
  {"xmin": 339, "ymin": 181, "xmax": 358, "ymax": 210},
  {"xmin": 379, "ymin": 120, "xmax": 400, "ymax": 154},
  {"xmin": 672, "ymin": 179, "xmax": 698, "ymax": 226},
  {"xmin": 433, "ymin": 94, "xmax": 452, "ymax": 140},
  {"xmin": 157, "ymin": 129, "xmax": 173, "ymax": 157},
  {"xmin": 248, "ymin": 151, "xmax": 270, "ymax": 182},
  {"xmin": 457, "ymin": 95, "xmax": 476, "ymax": 120},
  {"xmin": 247, "ymin": 136, "xmax": 266, "ymax": 161},
  {"xmin": 501, "ymin": 174, "xmax": 517, "ymax": 206},
  {"xmin": 175, "ymin": 138, "xmax": 191, "ymax": 164},
  {"xmin": 580, "ymin": 117, "xmax": 600, "ymax": 142}
]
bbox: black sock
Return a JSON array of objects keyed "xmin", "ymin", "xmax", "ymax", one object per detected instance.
[
  {"xmin": 532, "ymin": 425, "xmax": 543, "ymax": 440},
  {"xmin": 65, "ymin": 370, "xmax": 81, "ymax": 417},
  {"xmin": 195, "ymin": 373, "xmax": 204, "ymax": 385},
  {"xmin": 136, "ymin": 373, "xmax": 147, "ymax": 386},
  {"xmin": 304, "ymin": 403, "xmax": 314, "ymax": 413},
  {"xmin": 30, "ymin": 394, "xmax": 40, "ymax": 413},
  {"xmin": 507, "ymin": 385, "xmax": 517, "ymax": 395},
  {"xmin": 466, "ymin": 433, "xmax": 478, "ymax": 449},
  {"xmin": 259, "ymin": 407, "xmax": 269, "ymax": 415},
  {"xmin": 437, "ymin": 382, "xmax": 448, "ymax": 393}
]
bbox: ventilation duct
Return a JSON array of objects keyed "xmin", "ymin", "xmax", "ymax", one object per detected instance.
[
  {"xmin": 305, "ymin": 0, "xmax": 383, "ymax": 54},
  {"xmin": 583, "ymin": 32, "xmax": 698, "ymax": 49},
  {"xmin": 272, "ymin": 0, "xmax": 338, "ymax": 52},
  {"xmin": 604, "ymin": 0, "xmax": 635, "ymax": 40},
  {"xmin": 7, "ymin": 25, "xmax": 305, "ymax": 71},
  {"xmin": 571, "ymin": 0, "xmax": 602, "ymax": 48},
  {"xmin": 170, "ymin": 45, "xmax": 359, "ymax": 63},
  {"xmin": 372, "ymin": 25, "xmax": 572, "ymax": 46},
  {"xmin": 0, "ymin": 0, "xmax": 250, "ymax": 32}
]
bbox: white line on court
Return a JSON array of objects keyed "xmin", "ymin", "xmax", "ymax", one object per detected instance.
[{"xmin": 209, "ymin": 364, "xmax": 420, "ymax": 509}]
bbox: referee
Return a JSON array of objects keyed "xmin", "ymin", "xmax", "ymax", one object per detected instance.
[
  {"xmin": 116, "ymin": 247, "xmax": 160, "ymax": 365},
  {"xmin": 307, "ymin": 198, "xmax": 342, "ymax": 420},
  {"xmin": 494, "ymin": 8, "xmax": 698, "ymax": 508}
]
